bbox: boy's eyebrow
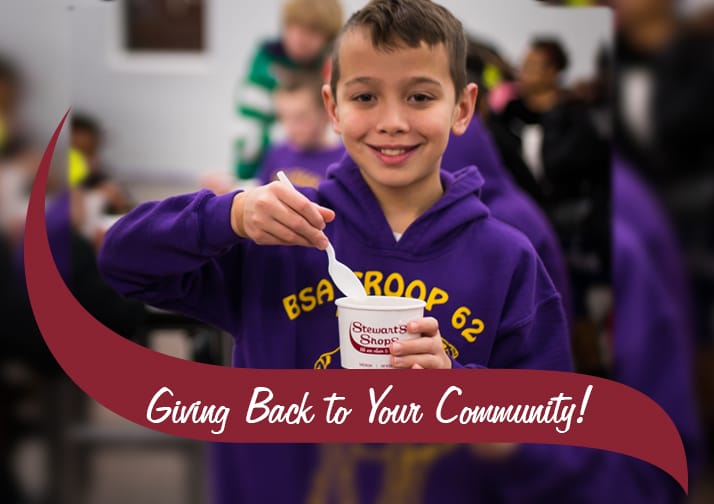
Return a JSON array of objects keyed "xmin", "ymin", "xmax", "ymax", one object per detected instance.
[
  {"xmin": 405, "ymin": 76, "xmax": 443, "ymax": 87},
  {"xmin": 343, "ymin": 76, "xmax": 377, "ymax": 87},
  {"xmin": 343, "ymin": 76, "xmax": 443, "ymax": 87}
]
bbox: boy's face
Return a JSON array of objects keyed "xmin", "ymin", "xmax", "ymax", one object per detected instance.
[
  {"xmin": 275, "ymin": 87, "xmax": 328, "ymax": 150},
  {"xmin": 283, "ymin": 23, "xmax": 328, "ymax": 64},
  {"xmin": 323, "ymin": 29, "xmax": 476, "ymax": 194}
]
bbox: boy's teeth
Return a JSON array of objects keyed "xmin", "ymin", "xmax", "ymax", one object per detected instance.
[{"xmin": 380, "ymin": 148, "xmax": 406, "ymax": 155}]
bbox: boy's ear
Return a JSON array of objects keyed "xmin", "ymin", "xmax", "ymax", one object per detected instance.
[
  {"xmin": 322, "ymin": 84, "xmax": 342, "ymax": 135},
  {"xmin": 451, "ymin": 83, "xmax": 478, "ymax": 136}
]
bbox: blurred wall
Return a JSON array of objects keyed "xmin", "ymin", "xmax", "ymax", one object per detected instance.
[
  {"xmin": 58, "ymin": 0, "xmax": 610, "ymax": 183},
  {"xmin": 0, "ymin": 0, "xmax": 70, "ymax": 157}
]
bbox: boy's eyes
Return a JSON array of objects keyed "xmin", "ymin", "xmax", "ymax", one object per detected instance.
[
  {"xmin": 349, "ymin": 93, "xmax": 435, "ymax": 103},
  {"xmin": 408, "ymin": 93, "xmax": 434, "ymax": 103},
  {"xmin": 351, "ymin": 93, "xmax": 375, "ymax": 102}
]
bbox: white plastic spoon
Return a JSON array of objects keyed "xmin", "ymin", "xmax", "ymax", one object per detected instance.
[{"xmin": 276, "ymin": 171, "xmax": 367, "ymax": 299}]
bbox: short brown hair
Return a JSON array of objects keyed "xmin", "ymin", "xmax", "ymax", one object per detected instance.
[
  {"xmin": 274, "ymin": 71, "xmax": 325, "ymax": 109},
  {"xmin": 330, "ymin": 0, "xmax": 467, "ymax": 101},
  {"xmin": 282, "ymin": 0, "xmax": 344, "ymax": 43}
]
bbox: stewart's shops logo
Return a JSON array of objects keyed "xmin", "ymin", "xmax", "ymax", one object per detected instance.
[{"xmin": 349, "ymin": 321, "xmax": 408, "ymax": 354}]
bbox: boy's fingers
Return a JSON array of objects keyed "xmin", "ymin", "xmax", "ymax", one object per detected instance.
[
  {"xmin": 407, "ymin": 317, "xmax": 439, "ymax": 336},
  {"xmin": 245, "ymin": 184, "xmax": 333, "ymax": 249},
  {"xmin": 255, "ymin": 223, "xmax": 313, "ymax": 248},
  {"xmin": 272, "ymin": 219, "xmax": 319, "ymax": 248},
  {"xmin": 390, "ymin": 335, "xmax": 441, "ymax": 357},
  {"xmin": 277, "ymin": 184, "xmax": 328, "ymax": 230},
  {"xmin": 272, "ymin": 202, "xmax": 328, "ymax": 248},
  {"xmin": 275, "ymin": 225, "xmax": 315, "ymax": 248},
  {"xmin": 318, "ymin": 206, "xmax": 336, "ymax": 223},
  {"xmin": 390, "ymin": 353, "xmax": 445, "ymax": 369}
]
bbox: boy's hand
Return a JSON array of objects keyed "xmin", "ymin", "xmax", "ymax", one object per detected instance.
[
  {"xmin": 231, "ymin": 183, "xmax": 335, "ymax": 249},
  {"xmin": 390, "ymin": 317, "xmax": 451, "ymax": 369}
]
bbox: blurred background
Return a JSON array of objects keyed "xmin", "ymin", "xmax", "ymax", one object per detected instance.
[{"xmin": 0, "ymin": 0, "xmax": 712, "ymax": 503}]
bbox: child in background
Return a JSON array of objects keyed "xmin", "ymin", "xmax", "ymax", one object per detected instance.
[
  {"xmin": 234, "ymin": 0, "xmax": 343, "ymax": 180},
  {"xmin": 99, "ymin": 1, "xmax": 571, "ymax": 502},
  {"xmin": 258, "ymin": 72, "xmax": 344, "ymax": 188},
  {"xmin": 70, "ymin": 113, "xmax": 133, "ymax": 215}
]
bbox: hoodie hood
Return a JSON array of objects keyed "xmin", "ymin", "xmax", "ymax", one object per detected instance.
[
  {"xmin": 442, "ymin": 115, "xmax": 517, "ymax": 203},
  {"xmin": 318, "ymin": 154, "xmax": 489, "ymax": 256}
]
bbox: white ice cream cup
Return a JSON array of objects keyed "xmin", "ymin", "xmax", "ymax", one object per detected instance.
[{"xmin": 335, "ymin": 296, "xmax": 426, "ymax": 369}]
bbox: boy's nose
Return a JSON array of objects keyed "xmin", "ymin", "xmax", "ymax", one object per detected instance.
[{"xmin": 376, "ymin": 103, "xmax": 409, "ymax": 135}]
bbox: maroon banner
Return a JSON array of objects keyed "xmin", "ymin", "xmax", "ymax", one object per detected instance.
[{"xmin": 25, "ymin": 112, "xmax": 687, "ymax": 494}]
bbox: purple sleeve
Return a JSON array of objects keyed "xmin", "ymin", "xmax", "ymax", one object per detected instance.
[
  {"xmin": 490, "ymin": 293, "xmax": 572, "ymax": 371},
  {"xmin": 491, "ymin": 247, "xmax": 573, "ymax": 372},
  {"xmin": 97, "ymin": 190, "xmax": 243, "ymax": 332}
]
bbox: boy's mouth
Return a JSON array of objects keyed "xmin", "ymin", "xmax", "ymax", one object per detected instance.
[{"xmin": 368, "ymin": 144, "xmax": 420, "ymax": 165}]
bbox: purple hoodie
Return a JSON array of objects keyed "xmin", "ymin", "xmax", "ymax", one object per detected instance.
[
  {"xmin": 442, "ymin": 116, "xmax": 573, "ymax": 327},
  {"xmin": 258, "ymin": 142, "xmax": 345, "ymax": 186},
  {"xmin": 473, "ymin": 216, "xmax": 698, "ymax": 504},
  {"xmin": 98, "ymin": 154, "xmax": 571, "ymax": 503},
  {"xmin": 613, "ymin": 159, "xmax": 703, "ymax": 489},
  {"xmin": 462, "ymin": 160, "xmax": 702, "ymax": 504}
]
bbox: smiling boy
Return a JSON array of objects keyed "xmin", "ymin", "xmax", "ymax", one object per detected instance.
[
  {"xmin": 99, "ymin": 0, "xmax": 571, "ymax": 501},
  {"xmin": 322, "ymin": 17, "xmax": 474, "ymax": 239}
]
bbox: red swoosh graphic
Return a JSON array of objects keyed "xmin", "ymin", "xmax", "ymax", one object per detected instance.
[{"xmin": 23, "ymin": 112, "xmax": 687, "ymax": 494}]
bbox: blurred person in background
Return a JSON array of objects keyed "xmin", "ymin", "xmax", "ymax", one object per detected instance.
[
  {"xmin": 257, "ymin": 71, "xmax": 344, "ymax": 188},
  {"xmin": 463, "ymin": 35, "xmax": 516, "ymax": 120},
  {"xmin": 456, "ymin": 160, "xmax": 703, "ymax": 502},
  {"xmin": 439, "ymin": 18, "xmax": 704, "ymax": 498},
  {"xmin": 2, "ymin": 57, "xmax": 147, "ymax": 499},
  {"xmin": 614, "ymin": 0, "xmax": 678, "ymax": 171},
  {"xmin": 232, "ymin": 0, "xmax": 343, "ymax": 180},
  {"xmin": 70, "ymin": 113, "xmax": 133, "ymax": 216},
  {"xmin": 616, "ymin": 0, "xmax": 714, "ymax": 462},
  {"xmin": 63, "ymin": 132, "xmax": 146, "ymax": 344},
  {"xmin": 490, "ymin": 36, "xmax": 610, "ymax": 376},
  {"xmin": 610, "ymin": 156, "xmax": 704, "ymax": 500},
  {"xmin": 487, "ymin": 37, "xmax": 570, "ymax": 203},
  {"xmin": 432, "ymin": 54, "xmax": 701, "ymax": 503},
  {"xmin": 0, "ymin": 55, "xmax": 40, "ymax": 246},
  {"xmin": 1, "ymin": 52, "xmax": 65, "ymax": 504},
  {"xmin": 488, "ymin": 35, "xmax": 610, "ymax": 217}
]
